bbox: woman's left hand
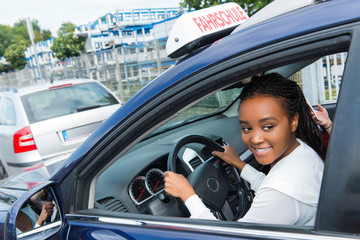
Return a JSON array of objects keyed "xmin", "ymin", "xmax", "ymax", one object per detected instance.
[{"xmin": 163, "ymin": 171, "xmax": 195, "ymax": 202}]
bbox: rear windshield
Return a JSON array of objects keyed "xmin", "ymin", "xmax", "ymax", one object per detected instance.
[{"xmin": 21, "ymin": 82, "xmax": 119, "ymax": 123}]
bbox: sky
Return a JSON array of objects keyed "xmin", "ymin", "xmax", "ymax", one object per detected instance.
[{"xmin": 0, "ymin": 0, "xmax": 181, "ymax": 37}]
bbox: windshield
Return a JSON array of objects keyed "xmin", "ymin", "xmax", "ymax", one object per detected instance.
[
  {"xmin": 152, "ymin": 88, "xmax": 241, "ymax": 135},
  {"xmin": 22, "ymin": 82, "xmax": 119, "ymax": 123}
]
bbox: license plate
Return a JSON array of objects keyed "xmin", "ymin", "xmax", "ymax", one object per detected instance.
[{"xmin": 62, "ymin": 131, "xmax": 69, "ymax": 141}]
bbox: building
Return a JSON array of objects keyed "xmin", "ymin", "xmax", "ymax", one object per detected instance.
[
  {"xmin": 22, "ymin": 7, "xmax": 188, "ymax": 101},
  {"xmin": 74, "ymin": 8, "xmax": 186, "ymax": 52},
  {"xmin": 25, "ymin": 38, "xmax": 56, "ymax": 68}
]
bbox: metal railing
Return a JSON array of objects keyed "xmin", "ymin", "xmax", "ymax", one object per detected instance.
[
  {"xmin": 0, "ymin": 49, "xmax": 345, "ymax": 105},
  {"xmin": 0, "ymin": 38, "xmax": 176, "ymax": 103}
]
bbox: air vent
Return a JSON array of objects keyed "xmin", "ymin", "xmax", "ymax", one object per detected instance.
[
  {"xmin": 96, "ymin": 196, "xmax": 129, "ymax": 213},
  {"xmin": 189, "ymin": 157, "xmax": 203, "ymax": 170}
]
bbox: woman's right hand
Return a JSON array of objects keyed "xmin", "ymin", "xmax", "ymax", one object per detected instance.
[
  {"xmin": 163, "ymin": 171, "xmax": 195, "ymax": 202},
  {"xmin": 37, "ymin": 201, "xmax": 54, "ymax": 226}
]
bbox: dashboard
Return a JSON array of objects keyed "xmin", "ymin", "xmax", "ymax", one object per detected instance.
[
  {"xmin": 94, "ymin": 114, "xmax": 249, "ymax": 215},
  {"xmin": 129, "ymin": 168, "xmax": 165, "ymax": 205}
]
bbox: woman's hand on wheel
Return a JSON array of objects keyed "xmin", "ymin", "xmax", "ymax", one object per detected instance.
[
  {"xmin": 212, "ymin": 145, "xmax": 246, "ymax": 171},
  {"xmin": 164, "ymin": 171, "xmax": 195, "ymax": 202}
]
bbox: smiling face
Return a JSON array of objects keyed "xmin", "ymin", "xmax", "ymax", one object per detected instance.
[{"xmin": 239, "ymin": 95, "xmax": 299, "ymax": 166}]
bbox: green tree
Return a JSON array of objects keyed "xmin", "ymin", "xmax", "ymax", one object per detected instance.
[
  {"xmin": 4, "ymin": 41, "xmax": 28, "ymax": 70},
  {"xmin": 42, "ymin": 30, "xmax": 53, "ymax": 41},
  {"xmin": 12, "ymin": 19, "xmax": 52, "ymax": 44},
  {"xmin": 0, "ymin": 19, "xmax": 52, "ymax": 71},
  {"xmin": 12, "ymin": 19, "xmax": 37, "ymax": 44},
  {"xmin": 57, "ymin": 22, "xmax": 76, "ymax": 36},
  {"xmin": 180, "ymin": 0, "xmax": 274, "ymax": 16},
  {"xmin": 237, "ymin": 0, "xmax": 274, "ymax": 16},
  {"xmin": 0, "ymin": 25, "xmax": 13, "ymax": 57},
  {"xmin": 51, "ymin": 33, "xmax": 85, "ymax": 60}
]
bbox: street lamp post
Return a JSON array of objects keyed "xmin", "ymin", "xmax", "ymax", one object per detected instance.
[{"xmin": 26, "ymin": 17, "xmax": 43, "ymax": 81}]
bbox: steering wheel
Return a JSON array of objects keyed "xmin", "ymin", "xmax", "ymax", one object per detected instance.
[{"xmin": 167, "ymin": 135, "xmax": 250, "ymax": 220}]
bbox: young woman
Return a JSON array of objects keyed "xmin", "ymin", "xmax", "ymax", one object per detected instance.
[{"xmin": 164, "ymin": 73, "xmax": 326, "ymax": 226}]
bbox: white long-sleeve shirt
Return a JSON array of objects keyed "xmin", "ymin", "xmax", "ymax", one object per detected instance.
[{"xmin": 185, "ymin": 139, "xmax": 324, "ymax": 226}]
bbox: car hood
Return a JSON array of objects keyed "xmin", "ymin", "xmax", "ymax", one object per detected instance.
[
  {"xmin": 0, "ymin": 187, "xmax": 27, "ymax": 211},
  {"xmin": 0, "ymin": 167, "xmax": 52, "ymax": 212},
  {"xmin": 0, "ymin": 166, "xmax": 50, "ymax": 192}
]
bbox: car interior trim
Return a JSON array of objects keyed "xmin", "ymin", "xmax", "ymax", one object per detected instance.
[
  {"xmin": 17, "ymin": 221, "xmax": 61, "ymax": 239},
  {"xmin": 182, "ymin": 147, "xmax": 205, "ymax": 171}
]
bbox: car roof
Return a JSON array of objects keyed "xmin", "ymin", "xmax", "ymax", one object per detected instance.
[
  {"xmin": 11, "ymin": 79, "xmax": 98, "ymax": 96},
  {"xmin": 232, "ymin": 0, "xmax": 318, "ymax": 34}
]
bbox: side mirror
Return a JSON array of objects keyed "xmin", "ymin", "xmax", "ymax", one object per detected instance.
[{"xmin": 15, "ymin": 186, "xmax": 61, "ymax": 238}]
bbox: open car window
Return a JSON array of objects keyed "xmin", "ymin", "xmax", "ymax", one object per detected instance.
[
  {"xmin": 287, "ymin": 52, "xmax": 346, "ymax": 105},
  {"xmin": 92, "ymin": 48, "xmax": 347, "ymax": 227}
]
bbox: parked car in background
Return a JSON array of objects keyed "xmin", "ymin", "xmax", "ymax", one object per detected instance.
[
  {"xmin": 0, "ymin": 79, "xmax": 122, "ymax": 179},
  {"xmin": 1, "ymin": 0, "xmax": 360, "ymax": 239}
]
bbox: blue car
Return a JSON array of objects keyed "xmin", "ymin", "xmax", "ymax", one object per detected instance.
[{"xmin": 1, "ymin": 0, "xmax": 360, "ymax": 239}]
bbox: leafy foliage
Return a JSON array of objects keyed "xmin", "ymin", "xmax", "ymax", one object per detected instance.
[
  {"xmin": 0, "ymin": 25, "xmax": 13, "ymax": 57},
  {"xmin": 237, "ymin": 0, "xmax": 274, "ymax": 16},
  {"xmin": 51, "ymin": 33, "xmax": 85, "ymax": 60},
  {"xmin": 12, "ymin": 19, "xmax": 52, "ymax": 43},
  {"xmin": 57, "ymin": 22, "xmax": 76, "ymax": 37},
  {"xmin": 180, "ymin": 0, "xmax": 274, "ymax": 16},
  {"xmin": 4, "ymin": 41, "xmax": 28, "ymax": 70},
  {"xmin": 0, "ymin": 19, "xmax": 53, "ymax": 70},
  {"xmin": 42, "ymin": 30, "xmax": 53, "ymax": 41}
]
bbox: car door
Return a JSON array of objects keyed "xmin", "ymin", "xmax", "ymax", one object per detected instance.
[
  {"xmin": 58, "ymin": 30, "xmax": 356, "ymax": 239},
  {"xmin": 316, "ymin": 26, "xmax": 360, "ymax": 235}
]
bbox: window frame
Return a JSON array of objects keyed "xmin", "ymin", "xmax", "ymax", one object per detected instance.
[{"xmin": 316, "ymin": 25, "xmax": 360, "ymax": 235}]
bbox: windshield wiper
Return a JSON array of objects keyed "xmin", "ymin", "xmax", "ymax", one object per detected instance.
[{"xmin": 77, "ymin": 105, "xmax": 104, "ymax": 112}]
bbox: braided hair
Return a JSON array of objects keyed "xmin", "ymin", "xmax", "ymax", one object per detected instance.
[{"xmin": 239, "ymin": 73, "xmax": 326, "ymax": 161}]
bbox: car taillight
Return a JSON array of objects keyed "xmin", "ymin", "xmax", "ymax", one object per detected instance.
[{"xmin": 13, "ymin": 126, "xmax": 37, "ymax": 153}]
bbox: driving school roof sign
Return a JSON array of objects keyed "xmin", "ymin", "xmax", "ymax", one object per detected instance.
[{"xmin": 166, "ymin": 3, "xmax": 248, "ymax": 58}]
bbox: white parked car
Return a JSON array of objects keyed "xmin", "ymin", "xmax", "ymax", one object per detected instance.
[{"xmin": 0, "ymin": 79, "xmax": 122, "ymax": 178}]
